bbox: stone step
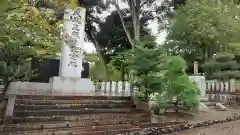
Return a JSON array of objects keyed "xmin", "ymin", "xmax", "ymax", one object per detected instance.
[
  {"xmin": 1, "ymin": 118, "xmax": 149, "ymax": 132},
  {"xmin": 2, "ymin": 117, "xmax": 186, "ymax": 135},
  {"xmin": 15, "ymin": 104, "xmax": 133, "ymax": 110},
  {"xmin": 16, "ymin": 95, "xmax": 131, "ymax": 101},
  {"xmin": 15, "ymin": 99, "xmax": 132, "ymax": 105},
  {"xmin": 2, "ymin": 124, "xmax": 141, "ymax": 135},
  {"xmin": 14, "ymin": 108, "xmax": 139, "ymax": 116},
  {"xmin": 12, "ymin": 113, "xmax": 148, "ymax": 123}
]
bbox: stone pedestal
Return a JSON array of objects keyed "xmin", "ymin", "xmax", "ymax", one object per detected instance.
[{"xmin": 50, "ymin": 77, "xmax": 95, "ymax": 95}]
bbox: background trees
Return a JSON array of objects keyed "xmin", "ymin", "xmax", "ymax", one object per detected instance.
[
  {"xmin": 203, "ymin": 52, "xmax": 240, "ymax": 80},
  {"xmin": 164, "ymin": 0, "xmax": 240, "ymax": 72}
]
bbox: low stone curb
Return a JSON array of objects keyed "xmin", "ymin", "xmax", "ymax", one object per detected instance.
[{"xmin": 119, "ymin": 113, "xmax": 240, "ymax": 135}]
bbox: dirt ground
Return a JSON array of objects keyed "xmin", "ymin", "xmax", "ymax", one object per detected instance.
[
  {"xmin": 167, "ymin": 120, "xmax": 240, "ymax": 135},
  {"xmin": 165, "ymin": 107, "xmax": 240, "ymax": 135}
]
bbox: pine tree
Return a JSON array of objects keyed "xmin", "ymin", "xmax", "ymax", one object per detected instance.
[
  {"xmin": 203, "ymin": 52, "xmax": 240, "ymax": 80},
  {"xmin": 155, "ymin": 56, "xmax": 200, "ymax": 113},
  {"xmin": 123, "ymin": 40, "xmax": 167, "ymax": 101}
]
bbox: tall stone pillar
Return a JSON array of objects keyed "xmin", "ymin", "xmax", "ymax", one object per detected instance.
[
  {"xmin": 59, "ymin": 8, "xmax": 86, "ymax": 78},
  {"xmin": 49, "ymin": 7, "xmax": 94, "ymax": 95}
]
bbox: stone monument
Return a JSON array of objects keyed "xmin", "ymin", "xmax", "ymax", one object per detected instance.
[
  {"xmin": 50, "ymin": 7, "xmax": 94, "ymax": 95},
  {"xmin": 6, "ymin": 6, "xmax": 95, "ymax": 96}
]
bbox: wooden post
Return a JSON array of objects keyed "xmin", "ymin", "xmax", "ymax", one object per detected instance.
[{"xmin": 194, "ymin": 61, "xmax": 199, "ymax": 75}]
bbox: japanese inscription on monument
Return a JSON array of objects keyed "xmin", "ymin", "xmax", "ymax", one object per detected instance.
[{"xmin": 59, "ymin": 8, "xmax": 86, "ymax": 77}]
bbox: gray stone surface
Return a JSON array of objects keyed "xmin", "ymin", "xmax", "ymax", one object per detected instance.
[{"xmin": 198, "ymin": 102, "xmax": 211, "ymax": 112}]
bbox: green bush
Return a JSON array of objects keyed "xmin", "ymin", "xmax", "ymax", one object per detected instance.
[{"xmin": 153, "ymin": 56, "xmax": 200, "ymax": 113}]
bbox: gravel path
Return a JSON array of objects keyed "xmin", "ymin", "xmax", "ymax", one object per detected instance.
[{"xmin": 167, "ymin": 120, "xmax": 240, "ymax": 135}]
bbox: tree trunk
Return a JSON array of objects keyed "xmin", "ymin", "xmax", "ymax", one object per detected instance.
[
  {"xmin": 172, "ymin": 102, "xmax": 180, "ymax": 113},
  {"xmin": 133, "ymin": 0, "xmax": 141, "ymax": 42},
  {"xmin": 115, "ymin": 0, "xmax": 134, "ymax": 47},
  {"xmin": 88, "ymin": 30, "xmax": 109, "ymax": 79}
]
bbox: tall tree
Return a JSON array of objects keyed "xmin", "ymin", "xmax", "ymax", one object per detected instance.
[
  {"xmin": 0, "ymin": 0, "xmax": 60, "ymax": 58},
  {"xmin": 0, "ymin": 0, "xmax": 61, "ymax": 90},
  {"xmin": 165, "ymin": 0, "xmax": 240, "ymax": 65},
  {"xmin": 112, "ymin": 0, "xmax": 174, "ymax": 47}
]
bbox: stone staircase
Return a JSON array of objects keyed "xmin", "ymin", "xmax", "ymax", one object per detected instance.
[{"xmin": 0, "ymin": 95, "xmax": 180, "ymax": 135}]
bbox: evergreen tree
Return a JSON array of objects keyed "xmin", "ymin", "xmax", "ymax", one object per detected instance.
[
  {"xmin": 122, "ymin": 39, "xmax": 167, "ymax": 101},
  {"xmin": 203, "ymin": 52, "xmax": 240, "ymax": 80},
  {"xmin": 154, "ymin": 56, "xmax": 200, "ymax": 113}
]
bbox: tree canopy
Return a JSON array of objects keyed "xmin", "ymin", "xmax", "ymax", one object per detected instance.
[
  {"xmin": 0, "ymin": 0, "xmax": 61, "ymax": 58},
  {"xmin": 165, "ymin": 0, "xmax": 240, "ymax": 66}
]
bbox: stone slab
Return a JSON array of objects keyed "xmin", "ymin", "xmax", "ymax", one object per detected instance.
[
  {"xmin": 6, "ymin": 82, "xmax": 52, "ymax": 96},
  {"xmin": 189, "ymin": 76, "xmax": 207, "ymax": 98},
  {"xmin": 6, "ymin": 77, "xmax": 95, "ymax": 96}
]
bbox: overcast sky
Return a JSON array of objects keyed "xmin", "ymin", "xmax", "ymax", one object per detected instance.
[{"xmin": 83, "ymin": 0, "xmax": 167, "ymax": 53}]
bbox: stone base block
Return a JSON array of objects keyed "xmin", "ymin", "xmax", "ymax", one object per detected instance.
[
  {"xmin": 6, "ymin": 77, "xmax": 95, "ymax": 96},
  {"xmin": 49, "ymin": 76, "xmax": 95, "ymax": 95}
]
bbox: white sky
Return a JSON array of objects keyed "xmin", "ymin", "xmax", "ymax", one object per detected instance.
[{"xmin": 83, "ymin": 0, "xmax": 167, "ymax": 53}]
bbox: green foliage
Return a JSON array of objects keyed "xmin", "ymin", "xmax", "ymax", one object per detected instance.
[
  {"xmin": 0, "ymin": 43, "xmax": 37, "ymax": 88},
  {"xmin": 152, "ymin": 56, "xmax": 200, "ymax": 113},
  {"xmin": 203, "ymin": 52, "xmax": 240, "ymax": 80},
  {"xmin": 0, "ymin": 0, "xmax": 61, "ymax": 89},
  {"xmin": 84, "ymin": 52, "xmax": 122, "ymax": 82},
  {"xmin": 0, "ymin": 0, "xmax": 60, "ymax": 58},
  {"xmin": 121, "ymin": 40, "xmax": 167, "ymax": 101},
  {"xmin": 165, "ymin": 0, "xmax": 240, "ymax": 64}
]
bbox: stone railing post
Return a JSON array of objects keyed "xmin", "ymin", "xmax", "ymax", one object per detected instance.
[
  {"xmin": 224, "ymin": 81, "xmax": 229, "ymax": 92},
  {"xmin": 124, "ymin": 81, "xmax": 131, "ymax": 97},
  {"xmin": 106, "ymin": 82, "xmax": 111, "ymax": 95},
  {"xmin": 101, "ymin": 82, "xmax": 106, "ymax": 93},
  {"xmin": 111, "ymin": 81, "xmax": 117, "ymax": 96},
  {"xmin": 230, "ymin": 79, "xmax": 236, "ymax": 92},
  {"xmin": 117, "ymin": 81, "xmax": 123, "ymax": 96}
]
